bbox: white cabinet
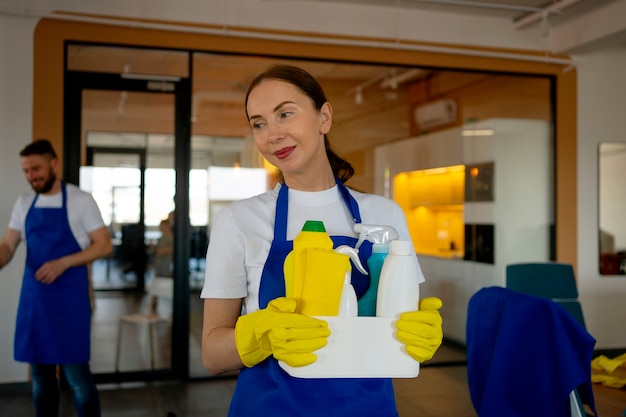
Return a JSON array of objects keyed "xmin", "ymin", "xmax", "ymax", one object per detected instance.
[
  {"xmin": 374, "ymin": 118, "xmax": 553, "ymax": 343},
  {"xmin": 374, "ymin": 127, "xmax": 463, "ymax": 197}
]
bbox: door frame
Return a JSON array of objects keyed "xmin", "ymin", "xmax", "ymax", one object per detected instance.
[{"xmin": 64, "ymin": 57, "xmax": 192, "ymax": 382}]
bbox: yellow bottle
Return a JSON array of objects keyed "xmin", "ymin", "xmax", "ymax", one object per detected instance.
[{"xmin": 284, "ymin": 220, "xmax": 350, "ymax": 316}]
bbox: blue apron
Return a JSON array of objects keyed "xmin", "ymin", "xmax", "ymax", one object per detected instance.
[
  {"xmin": 228, "ymin": 180, "xmax": 398, "ymax": 417},
  {"xmin": 14, "ymin": 181, "xmax": 92, "ymax": 364}
]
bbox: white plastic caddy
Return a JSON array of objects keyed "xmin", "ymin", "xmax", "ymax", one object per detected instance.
[{"xmin": 279, "ymin": 316, "xmax": 420, "ymax": 378}]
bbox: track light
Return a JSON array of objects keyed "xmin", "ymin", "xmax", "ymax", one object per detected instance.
[
  {"xmin": 380, "ymin": 69, "xmax": 426, "ymax": 89},
  {"xmin": 389, "ymin": 76, "xmax": 398, "ymax": 90},
  {"xmin": 355, "ymin": 88, "xmax": 363, "ymax": 105}
]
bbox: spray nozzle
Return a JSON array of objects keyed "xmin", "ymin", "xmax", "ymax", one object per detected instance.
[
  {"xmin": 353, "ymin": 224, "xmax": 399, "ymax": 249},
  {"xmin": 334, "ymin": 245, "xmax": 368, "ymax": 275}
]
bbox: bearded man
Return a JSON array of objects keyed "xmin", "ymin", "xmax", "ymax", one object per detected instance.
[{"xmin": 0, "ymin": 138, "xmax": 112, "ymax": 417}]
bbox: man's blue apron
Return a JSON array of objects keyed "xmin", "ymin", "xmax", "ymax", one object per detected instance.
[
  {"xmin": 14, "ymin": 181, "xmax": 92, "ymax": 364},
  {"xmin": 228, "ymin": 180, "xmax": 398, "ymax": 417}
]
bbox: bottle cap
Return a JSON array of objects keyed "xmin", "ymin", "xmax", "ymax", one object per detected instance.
[
  {"xmin": 390, "ymin": 240, "xmax": 411, "ymax": 255},
  {"xmin": 302, "ymin": 220, "xmax": 326, "ymax": 232}
]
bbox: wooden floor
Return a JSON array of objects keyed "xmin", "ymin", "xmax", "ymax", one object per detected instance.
[{"xmin": 0, "ymin": 286, "xmax": 624, "ymax": 416}]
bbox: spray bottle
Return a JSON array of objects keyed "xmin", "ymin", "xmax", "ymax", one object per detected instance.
[
  {"xmin": 334, "ymin": 245, "xmax": 368, "ymax": 317},
  {"xmin": 353, "ymin": 224, "xmax": 399, "ymax": 316}
]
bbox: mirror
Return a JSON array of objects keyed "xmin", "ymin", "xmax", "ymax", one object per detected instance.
[{"xmin": 598, "ymin": 142, "xmax": 626, "ymax": 275}]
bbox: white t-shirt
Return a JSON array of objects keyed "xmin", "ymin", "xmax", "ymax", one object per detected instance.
[
  {"xmin": 8, "ymin": 183, "xmax": 106, "ymax": 250},
  {"xmin": 201, "ymin": 183, "xmax": 424, "ymax": 314}
]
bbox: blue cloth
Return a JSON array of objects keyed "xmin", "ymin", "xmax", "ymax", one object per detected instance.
[
  {"xmin": 14, "ymin": 181, "xmax": 92, "ymax": 364},
  {"xmin": 228, "ymin": 180, "xmax": 397, "ymax": 417},
  {"xmin": 466, "ymin": 286, "xmax": 597, "ymax": 417}
]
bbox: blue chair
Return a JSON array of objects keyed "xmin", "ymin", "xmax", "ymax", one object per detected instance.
[
  {"xmin": 506, "ymin": 262, "xmax": 586, "ymax": 328},
  {"xmin": 505, "ymin": 262, "xmax": 594, "ymax": 416},
  {"xmin": 466, "ymin": 286, "xmax": 597, "ymax": 417}
]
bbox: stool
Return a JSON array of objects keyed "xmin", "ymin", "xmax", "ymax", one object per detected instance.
[
  {"xmin": 114, "ymin": 313, "xmax": 167, "ymax": 371},
  {"xmin": 115, "ymin": 277, "xmax": 173, "ymax": 371}
]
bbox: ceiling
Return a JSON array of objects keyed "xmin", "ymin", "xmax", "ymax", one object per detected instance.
[
  {"xmin": 292, "ymin": 0, "xmax": 616, "ymax": 28},
  {"xmin": 311, "ymin": 0, "xmax": 557, "ymax": 19}
]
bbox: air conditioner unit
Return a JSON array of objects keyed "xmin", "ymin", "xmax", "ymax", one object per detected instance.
[{"xmin": 414, "ymin": 99, "xmax": 457, "ymax": 130}]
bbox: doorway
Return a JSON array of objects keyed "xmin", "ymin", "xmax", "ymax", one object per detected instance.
[{"xmin": 64, "ymin": 47, "xmax": 192, "ymax": 381}]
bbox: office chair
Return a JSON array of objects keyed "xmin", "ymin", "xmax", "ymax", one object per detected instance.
[
  {"xmin": 505, "ymin": 262, "xmax": 586, "ymax": 328},
  {"xmin": 466, "ymin": 286, "xmax": 597, "ymax": 417},
  {"xmin": 504, "ymin": 262, "xmax": 596, "ymax": 416}
]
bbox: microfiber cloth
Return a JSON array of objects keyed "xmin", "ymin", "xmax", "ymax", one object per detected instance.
[
  {"xmin": 592, "ymin": 353, "xmax": 626, "ymax": 388},
  {"xmin": 466, "ymin": 286, "xmax": 597, "ymax": 417}
]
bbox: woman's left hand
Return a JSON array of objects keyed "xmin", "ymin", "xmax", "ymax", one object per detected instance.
[{"xmin": 396, "ymin": 297, "xmax": 444, "ymax": 363}]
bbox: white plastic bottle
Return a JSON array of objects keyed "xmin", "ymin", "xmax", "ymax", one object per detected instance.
[
  {"xmin": 376, "ymin": 240, "xmax": 420, "ymax": 318},
  {"xmin": 338, "ymin": 270, "xmax": 358, "ymax": 317}
]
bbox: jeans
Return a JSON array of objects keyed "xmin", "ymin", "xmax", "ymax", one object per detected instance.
[{"xmin": 30, "ymin": 363, "xmax": 101, "ymax": 417}]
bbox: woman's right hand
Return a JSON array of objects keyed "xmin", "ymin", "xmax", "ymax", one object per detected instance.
[{"xmin": 235, "ymin": 297, "xmax": 330, "ymax": 368}]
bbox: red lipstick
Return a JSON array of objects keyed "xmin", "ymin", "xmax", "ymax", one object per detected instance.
[{"xmin": 274, "ymin": 146, "xmax": 295, "ymax": 159}]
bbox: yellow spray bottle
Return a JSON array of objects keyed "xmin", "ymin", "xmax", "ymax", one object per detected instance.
[{"xmin": 284, "ymin": 220, "xmax": 350, "ymax": 316}]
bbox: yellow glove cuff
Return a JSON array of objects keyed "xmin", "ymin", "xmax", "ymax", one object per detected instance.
[{"xmin": 235, "ymin": 313, "xmax": 271, "ymax": 368}]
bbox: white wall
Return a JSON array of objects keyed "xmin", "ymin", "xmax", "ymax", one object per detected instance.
[
  {"xmin": 577, "ymin": 47, "xmax": 626, "ymax": 349},
  {"xmin": 0, "ymin": 14, "xmax": 35, "ymax": 383},
  {"xmin": 1, "ymin": 0, "xmax": 625, "ymax": 383}
]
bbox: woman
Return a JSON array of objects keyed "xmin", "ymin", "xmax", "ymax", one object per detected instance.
[{"xmin": 201, "ymin": 65, "xmax": 443, "ymax": 417}]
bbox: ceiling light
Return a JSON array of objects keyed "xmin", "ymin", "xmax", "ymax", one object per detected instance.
[
  {"xmin": 120, "ymin": 73, "xmax": 181, "ymax": 82},
  {"xmin": 355, "ymin": 89, "xmax": 363, "ymax": 105},
  {"xmin": 461, "ymin": 129, "xmax": 494, "ymax": 137},
  {"xmin": 380, "ymin": 69, "xmax": 426, "ymax": 89},
  {"xmin": 389, "ymin": 76, "xmax": 398, "ymax": 90}
]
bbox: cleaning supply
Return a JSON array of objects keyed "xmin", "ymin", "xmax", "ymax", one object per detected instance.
[
  {"xmin": 338, "ymin": 269, "xmax": 358, "ymax": 316},
  {"xmin": 235, "ymin": 297, "xmax": 330, "ymax": 367},
  {"xmin": 284, "ymin": 220, "xmax": 350, "ymax": 316},
  {"xmin": 376, "ymin": 240, "xmax": 420, "ymax": 318},
  {"xmin": 334, "ymin": 245, "xmax": 367, "ymax": 317},
  {"xmin": 353, "ymin": 224, "xmax": 399, "ymax": 316}
]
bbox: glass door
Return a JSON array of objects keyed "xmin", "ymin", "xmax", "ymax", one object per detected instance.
[
  {"xmin": 64, "ymin": 46, "xmax": 191, "ymax": 382},
  {"xmin": 82, "ymin": 147, "xmax": 147, "ymax": 292}
]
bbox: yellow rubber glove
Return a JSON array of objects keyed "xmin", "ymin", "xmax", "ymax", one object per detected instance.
[
  {"xmin": 235, "ymin": 297, "xmax": 331, "ymax": 368},
  {"xmin": 396, "ymin": 297, "xmax": 444, "ymax": 363}
]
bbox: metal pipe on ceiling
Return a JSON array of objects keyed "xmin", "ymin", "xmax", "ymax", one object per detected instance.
[
  {"xmin": 405, "ymin": 0, "xmax": 561, "ymax": 15},
  {"xmin": 513, "ymin": 0, "xmax": 584, "ymax": 30}
]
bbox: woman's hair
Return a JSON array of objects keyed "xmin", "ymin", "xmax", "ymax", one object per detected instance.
[{"xmin": 245, "ymin": 65, "xmax": 354, "ymax": 183}]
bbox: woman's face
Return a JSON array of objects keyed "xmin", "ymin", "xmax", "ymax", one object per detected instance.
[{"xmin": 246, "ymin": 79, "xmax": 332, "ymax": 183}]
